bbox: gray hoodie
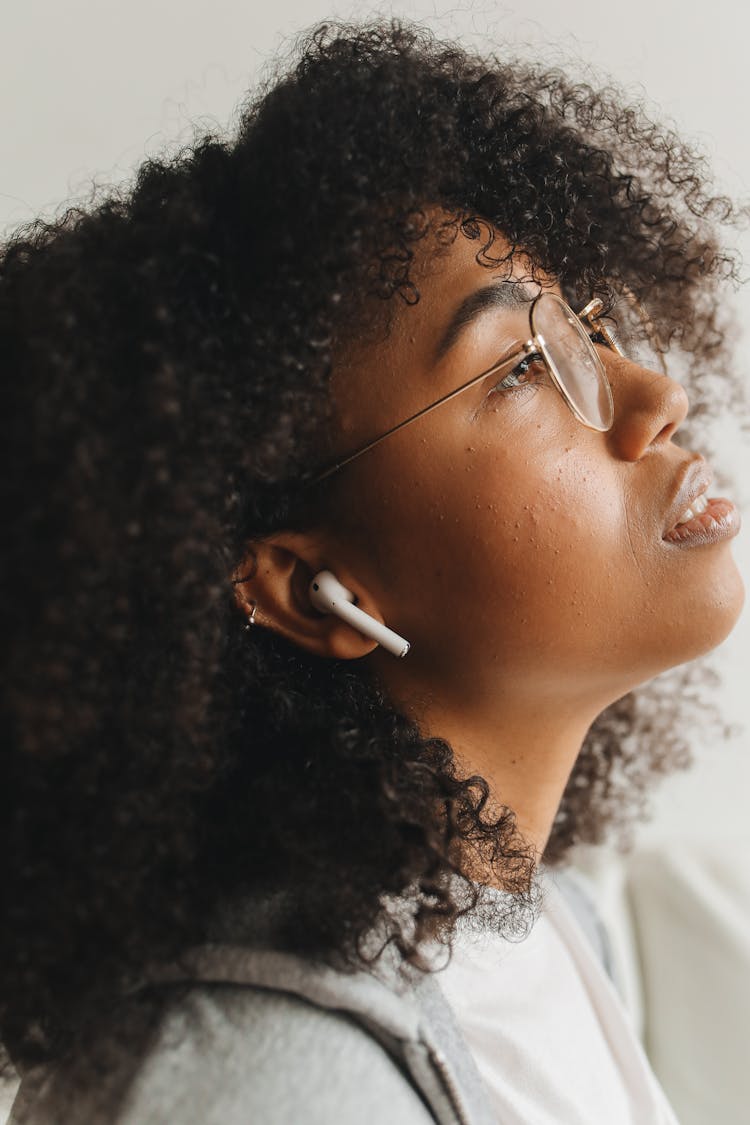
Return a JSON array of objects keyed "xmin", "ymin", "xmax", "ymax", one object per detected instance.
[{"xmin": 10, "ymin": 868, "xmax": 614, "ymax": 1125}]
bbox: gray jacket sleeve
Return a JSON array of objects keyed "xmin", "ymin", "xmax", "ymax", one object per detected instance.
[{"xmin": 9, "ymin": 870, "xmax": 615, "ymax": 1125}]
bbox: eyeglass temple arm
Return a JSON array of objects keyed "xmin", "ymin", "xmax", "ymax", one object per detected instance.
[
  {"xmin": 308, "ymin": 342, "xmax": 532, "ymax": 485},
  {"xmin": 308, "ymin": 298, "xmax": 616, "ymax": 487}
]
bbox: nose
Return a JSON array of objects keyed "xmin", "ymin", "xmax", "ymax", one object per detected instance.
[{"xmin": 602, "ymin": 350, "xmax": 690, "ymax": 460}]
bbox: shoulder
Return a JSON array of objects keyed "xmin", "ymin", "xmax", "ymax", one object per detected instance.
[
  {"xmin": 13, "ymin": 982, "xmax": 437, "ymax": 1125},
  {"xmin": 124, "ymin": 983, "xmax": 437, "ymax": 1124}
]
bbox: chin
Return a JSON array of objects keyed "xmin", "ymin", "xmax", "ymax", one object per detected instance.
[
  {"xmin": 665, "ymin": 554, "xmax": 745, "ymax": 666},
  {"xmin": 614, "ymin": 556, "xmax": 746, "ymax": 689}
]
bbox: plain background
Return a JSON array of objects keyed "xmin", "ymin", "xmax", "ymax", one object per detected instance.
[{"xmin": 2, "ymin": 0, "xmax": 748, "ymax": 845}]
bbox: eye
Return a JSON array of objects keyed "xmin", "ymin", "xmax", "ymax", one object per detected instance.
[{"xmin": 490, "ymin": 351, "xmax": 548, "ymax": 393}]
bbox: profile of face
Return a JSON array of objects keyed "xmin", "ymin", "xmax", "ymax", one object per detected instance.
[{"xmin": 310, "ymin": 220, "xmax": 745, "ymax": 740}]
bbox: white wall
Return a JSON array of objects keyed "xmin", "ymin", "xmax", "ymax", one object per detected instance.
[{"xmin": 2, "ymin": 0, "xmax": 748, "ymax": 843}]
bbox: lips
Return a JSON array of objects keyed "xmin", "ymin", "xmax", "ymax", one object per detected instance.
[
  {"xmin": 662, "ymin": 456, "xmax": 714, "ymax": 538},
  {"xmin": 663, "ymin": 497, "xmax": 740, "ymax": 545},
  {"xmin": 661, "ymin": 454, "xmax": 741, "ymax": 546}
]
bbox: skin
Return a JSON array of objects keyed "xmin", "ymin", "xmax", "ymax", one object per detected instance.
[{"xmin": 234, "ymin": 219, "xmax": 745, "ymax": 873}]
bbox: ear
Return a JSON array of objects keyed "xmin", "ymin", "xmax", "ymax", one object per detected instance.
[{"xmin": 231, "ymin": 531, "xmax": 384, "ymax": 661}]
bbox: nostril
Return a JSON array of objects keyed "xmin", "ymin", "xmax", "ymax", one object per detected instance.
[{"xmin": 657, "ymin": 420, "xmax": 680, "ymax": 442}]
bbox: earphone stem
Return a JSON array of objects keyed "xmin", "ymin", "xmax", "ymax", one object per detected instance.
[
  {"xmin": 328, "ymin": 598, "xmax": 410, "ymax": 658},
  {"xmin": 309, "ymin": 571, "xmax": 410, "ymax": 658}
]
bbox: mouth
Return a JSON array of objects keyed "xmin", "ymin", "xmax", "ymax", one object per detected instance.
[
  {"xmin": 662, "ymin": 457, "xmax": 741, "ymax": 545},
  {"xmin": 672, "ymin": 488, "xmax": 710, "ymax": 527}
]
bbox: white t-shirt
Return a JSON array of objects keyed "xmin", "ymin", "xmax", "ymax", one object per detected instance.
[{"xmin": 435, "ymin": 870, "xmax": 680, "ymax": 1124}]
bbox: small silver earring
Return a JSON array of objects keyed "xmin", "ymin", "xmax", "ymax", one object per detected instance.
[{"xmin": 244, "ymin": 600, "xmax": 258, "ymax": 630}]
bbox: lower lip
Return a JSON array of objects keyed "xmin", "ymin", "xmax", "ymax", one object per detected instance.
[{"xmin": 662, "ymin": 497, "xmax": 741, "ymax": 546}]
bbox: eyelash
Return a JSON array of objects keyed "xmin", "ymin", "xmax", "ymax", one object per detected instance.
[
  {"xmin": 490, "ymin": 351, "xmax": 547, "ymax": 394},
  {"xmin": 489, "ymin": 331, "xmax": 606, "ymax": 395}
]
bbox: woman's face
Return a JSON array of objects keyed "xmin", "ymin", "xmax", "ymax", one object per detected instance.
[{"xmin": 321, "ymin": 223, "xmax": 745, "ymax": 723}]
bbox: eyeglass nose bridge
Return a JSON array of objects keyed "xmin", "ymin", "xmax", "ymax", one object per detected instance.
[
  {"xmin": 578, "ymin": 291, "xmax": 669, "ymax": 379},
  {"xmin": 577, "ymin": 296, "xmax": 627, "ymax": 358}
]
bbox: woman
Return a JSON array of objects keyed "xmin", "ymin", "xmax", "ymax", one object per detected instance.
[{"xmin": 1, "ymin": 18, "xmax": 745, "ymax": 1124}]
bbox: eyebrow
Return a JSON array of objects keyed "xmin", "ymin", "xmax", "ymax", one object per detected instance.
[{"xmin": 433, "ymin": 281, "xmax": 531, "ymax": 365}]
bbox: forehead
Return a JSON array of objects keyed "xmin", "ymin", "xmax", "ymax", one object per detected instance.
[{"xmin": 382, "ymin": 218, "xmax": 543, "ymax": 334}]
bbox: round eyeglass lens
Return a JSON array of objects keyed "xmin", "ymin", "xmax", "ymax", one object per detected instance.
[{"xmin": 531, "ymin": 294, "xmax": 614, "ymax": 431}]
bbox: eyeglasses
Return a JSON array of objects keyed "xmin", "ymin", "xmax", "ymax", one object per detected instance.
[{"xmin": 309, "ymin": 289, "xmax": 667, "ymax": 485}]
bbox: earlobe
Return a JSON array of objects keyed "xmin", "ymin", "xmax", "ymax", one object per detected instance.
[{"xmin": 231, "ymin": 533, "xmax": 390, "ymax": 661}]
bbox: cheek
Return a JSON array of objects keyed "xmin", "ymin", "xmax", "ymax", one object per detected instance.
[
  {"xmin": 458, "ymin": 470, "xmax": 615, "ymax": 644},
  {"xmin": 359, "ymin": 439, "xmax": 624, "ymax": 662}
]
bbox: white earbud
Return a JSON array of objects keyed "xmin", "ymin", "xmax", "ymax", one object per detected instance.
[{"xmin": 309, "ymin": 570, "xmax": 410, "ymax": 658}]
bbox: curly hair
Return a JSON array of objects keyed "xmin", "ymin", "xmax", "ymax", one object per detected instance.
[{"xmin": 1, "ymin": 18, "xmax": 746, "ymax": 1076}]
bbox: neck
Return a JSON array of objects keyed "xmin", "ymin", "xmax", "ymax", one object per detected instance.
[
  {"xmin": 369, "ymin": 645, "xmax": 631, "ymax": 889},
  {"xmin": 424, "ymin": 702, "xmax": 595, "ymax": 864}
]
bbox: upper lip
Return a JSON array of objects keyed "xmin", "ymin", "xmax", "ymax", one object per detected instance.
[{"xmin": 662, "ymin": 455, "xmax": 714, "ymax": 537}]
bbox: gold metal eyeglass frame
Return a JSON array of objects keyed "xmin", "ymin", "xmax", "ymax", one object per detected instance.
[{"xmin": 308, "ymin": 289, "xmax": 666, "ymax": 486}]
